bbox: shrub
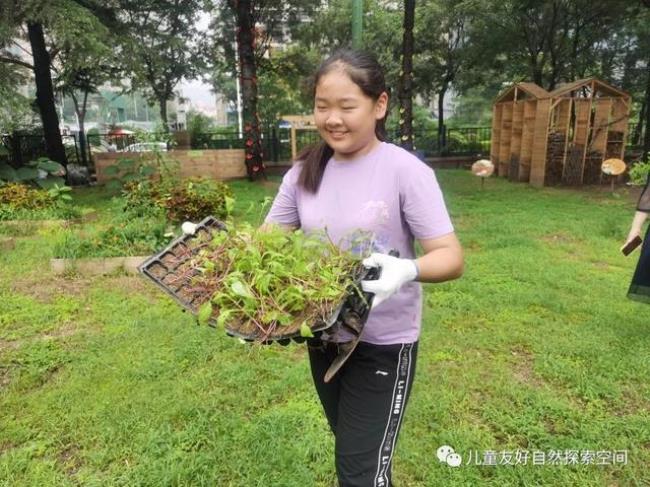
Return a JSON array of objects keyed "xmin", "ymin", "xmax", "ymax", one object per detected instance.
[
  {"xmin": 628, "ymin": 161, "xmax": 650, "ymax": 186},
  {"xmin": 122, "ymin": 178, "xmax": 234, "ymax": 224},
  {"xmin": 0, "ymin": 157, "xmax": 66, "ymax": 189},
  {"xmin": 0, "ymin": 183, "xmax": 53, "ymax": 210},
  {"xmin": 53, "ymin": 217, "xmax": 171, "ymax": 259},
  {"xmin": 0, "ymin": 182, "xmax": 79, "ymax": 221}
]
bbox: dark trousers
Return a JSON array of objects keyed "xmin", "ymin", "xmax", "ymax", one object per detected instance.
[{"xmin": 307, "ymin": 340, "xmax": 418, "ymax": 487}]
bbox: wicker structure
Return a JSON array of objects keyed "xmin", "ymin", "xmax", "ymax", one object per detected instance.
[{"xmin": 491, "ymin": 78, "xmax": 631, "ymax": 187}]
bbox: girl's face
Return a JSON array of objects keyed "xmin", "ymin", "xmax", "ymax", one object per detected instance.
[{"xmin": 314, "ymin": 68, "xmax": 388, "ymax": 161}]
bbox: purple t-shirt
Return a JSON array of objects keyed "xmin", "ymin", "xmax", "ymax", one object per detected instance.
[{"xmin": 264, "ymin": 141, "xmax": 454, "ymax": 345}]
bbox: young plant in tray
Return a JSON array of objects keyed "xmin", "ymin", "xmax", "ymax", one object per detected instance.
[{"xmin": 148, "ymin": 223, "xmax": 365, "ymax": 341}]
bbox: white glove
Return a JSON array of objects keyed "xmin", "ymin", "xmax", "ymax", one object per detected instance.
[
  {"xmin": 181, "ymin": 221, "xmax": 198, "ymax": 235},
  {"xmin": 361, "ymin": 252, "xmax": 419, "ymax": 309}
]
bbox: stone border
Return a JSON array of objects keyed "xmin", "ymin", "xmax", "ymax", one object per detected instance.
[
  {"xmin": 51, "ymin": 256, "xmax": 149, "ymax": 276},
  {"xmin": 2, "ymin": 219, "xmax": 68, "ymax": 228}
]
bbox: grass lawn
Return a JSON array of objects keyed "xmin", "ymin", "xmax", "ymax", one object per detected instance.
[{"xmin": 1, "ymin": 171, "xmax": 648, "ymax": 486}]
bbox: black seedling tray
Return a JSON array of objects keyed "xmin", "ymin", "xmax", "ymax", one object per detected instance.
[
  {"xmin": 138, "ymin": 216, "xmax": 381, "ymax": 344},
  {"xmin": 139, "ymin": 216, "xmax": 227, "ymax": 314}
]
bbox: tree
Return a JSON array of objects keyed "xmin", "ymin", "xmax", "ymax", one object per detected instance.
[
  {"xmin": 1, "ymin": 1, "xmax": 68, "ymax": 165},
  {"xmin": 413, "ymin": 0, "xmax": 470, "ymax": 150},
  {"xmin": 467, "ymin": 0, "xmax": 631, "ymax": 91},
  {"xmin": 119, "ymin": 0, "xmax": 205, "ymax": 131},
  {"xmin": 0, "ymin": 57, "xmax": 34, "ymax": 134},
  {"xmin": 0, "ymin": 0, "xmax": 122, "ymax": 164},
  {"xmin": 209, "ymin": 0, "xmax": 321, "ymax": 175},
  {"xmin": 52, "ymin": 6, "xmax": 124, "ymax": 165},
  {"xmin": 228, "ymin": 0, "xmax": 264, "ymax": 179},
  {"xmin": 397, "ymin": 0, "xmax": 415, "ymax": 151}
]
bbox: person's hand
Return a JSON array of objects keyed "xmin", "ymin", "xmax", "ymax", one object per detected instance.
[
  {"xmin": 621, "ymin": 230, "xmax": 643, "ymax": 254},
  {"xmin": 621, "ymin": 230, "xmax": 640, "ymax": 251},
  {"xmin": 181, "ymin": 221, "xmax": 198, "ymax": 235},
  {"xmin": 361, "ymin": 252, "xmax": 418, "ymax": 309}
]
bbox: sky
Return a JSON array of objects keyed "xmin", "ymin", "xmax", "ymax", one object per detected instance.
[
  {"xmin": 179, "ymin": 78, "xmax": 219, "ymax": 116},
  {"xmin": 178, "ymin": 11, "xmax": 219, "ymax": 116}
]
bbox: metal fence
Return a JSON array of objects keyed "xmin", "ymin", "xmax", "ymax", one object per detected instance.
[
  {"xmin": 1, "ymin": 133, "xmax": 82, "ymax": 167},
  {"xmin": 1, "ymin": 122, "xmax": 646, "ymax": 169},
  {"xmin": 190, "ymin": 126, "xmax": 493, "ymax": 161}
]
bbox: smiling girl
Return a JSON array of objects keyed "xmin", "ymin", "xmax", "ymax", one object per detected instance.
[{"xmin": 263, "ymin": 49, "xmax": 463, "ymax": 486}]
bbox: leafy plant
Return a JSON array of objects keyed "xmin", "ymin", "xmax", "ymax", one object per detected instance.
[
  {"xmin": 122, "ymin": 177, "xmax": 234, "ymax": 223},
  {"xmin": 0, "ymin": 182, "xmax": 78, "ymax": 221},
  {"xmin": 52, "ymin": 217, "xmax": 173, "ymax": 259},
  {"xmin": 0, "ymin": 157, "xmax": 67, "ymax": 189},
  {"xmin": 0, "ymin": 183, "xmax": 53, "ymax": 210},
  {"xmin": 158, "ymin": 223, "xmax": 364, "ymax": 340},
  {"xmin": 47, "ymin": 184, "xmax": 73, "ymax": 204},
  {"xmin": 103, "ymin": 150, "xmax": 180, "ymax": 190},
  {"xmin": 628, "ymin": 161, "xmax": 650, "ymax": 186}
]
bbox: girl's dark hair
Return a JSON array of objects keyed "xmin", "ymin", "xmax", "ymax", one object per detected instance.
[{"xmin": 297, "ymin": 49, "xmax": 388, "ymax": 193}]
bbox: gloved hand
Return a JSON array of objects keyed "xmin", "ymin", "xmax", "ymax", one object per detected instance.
[
  {"xmin": 181, "ymin": 221, "xmax": 198, "ymax": 235},
  {"xmin": 360, "ymin": 252, "xmax": 419, "ymax": 309}
]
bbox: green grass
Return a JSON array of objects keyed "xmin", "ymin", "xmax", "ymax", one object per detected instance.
[{"xmin": 1, "ymin": 172, "xmax": 649, "ymax": 486}]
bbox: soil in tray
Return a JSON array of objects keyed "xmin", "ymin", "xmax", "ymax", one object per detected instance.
[
  {"xmin": 177, "ymin": 286, "xmax": 202, "ymax": 310},
  {"xmin": 160, "ymin": 252, "xmax": 180, "ymax": 268},
  {"xmin": 223, "ymin": 303, "xmax": 341, "ymax": 340},
  {"xmin": 148, "ymin": 263, "xmax": 168, "ymax": 279},
  {"xmin": 161, "ymin": 273, "xmax": 183, "ymax": 290},
  {"xmin": 171, "ymin": 242, "xmax": 192, "ymax": 259}
]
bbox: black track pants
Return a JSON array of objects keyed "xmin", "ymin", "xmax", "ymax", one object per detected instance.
[{"xmin": 307, "ymin": 340, "xmax": 418, "ymax": 487}]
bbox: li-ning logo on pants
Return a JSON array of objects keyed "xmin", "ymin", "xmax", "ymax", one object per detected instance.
[{"xmin": 374, "ymin": 344, "xmax": 413, "ymax": 487}]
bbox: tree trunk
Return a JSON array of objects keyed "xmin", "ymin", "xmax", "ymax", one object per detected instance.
[
  {"xmin": 437, "ymin": 84, "xmax": 448, "ymax": 154},
  {"xmin": 70, "ymin": 91, "xmax": 89, "ymax": 166},
  {"xmin": 234, "ymin": 0, "xmax": 265, "ymax": 180},
  {"xmin": 27, "ymin": 22, "xmax": 67, "ymax": 165},
  {"xmin": 643, "ymin": 58, "xmax": 650, "ymax": 163},
  {"xmin": 398, "ymin": 0, "xmax": 415, "ymax": 152},
  {"xmin": 159, "ymin": 97, "xmax": 169, "ymax": 132}
]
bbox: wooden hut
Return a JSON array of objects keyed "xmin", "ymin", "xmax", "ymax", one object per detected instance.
[
  {"xmin": 491, "ymin": 78, "xmax": 631, "ymax": 187},
  {"xmin": 281, "ymin": 115, "xmax": 317, "ymax": 161},
  {"xmin": 491, "ymin": 82, "xmax": 551, "ymax": 183}
]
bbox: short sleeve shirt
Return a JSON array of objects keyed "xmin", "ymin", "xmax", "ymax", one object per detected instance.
[{"xmin": 264, "ymin": 141, "xmax": 454, "ymax": 344}]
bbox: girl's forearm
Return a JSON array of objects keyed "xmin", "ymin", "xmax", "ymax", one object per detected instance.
[
  {"xmin": 629, "ymin": 211, "xmax": 648, "ymax": 235},
  {"xmin": 415, "ymin": 248, "xmax": 464, "ymax": 283}
]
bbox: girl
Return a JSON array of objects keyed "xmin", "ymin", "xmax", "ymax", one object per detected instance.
[
  {"xmin": 624, "ymin": 172, "xmax": 650, "ymax": 302},
  {"xmin": 262, "ymin": 49, "xmax": 464, "ymax": 486}
]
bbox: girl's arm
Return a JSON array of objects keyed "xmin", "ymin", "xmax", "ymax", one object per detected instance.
[
  {"xmin": 415, "ymin": 232, "xmax": 464, "ymax": 283},
  {"xmin": 361, "ymin": 233, "xmax": 463, "ymax": 308},
  {"xmin": 624, "ymin": 211, "xmax": 648, "ymax": 245}
]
